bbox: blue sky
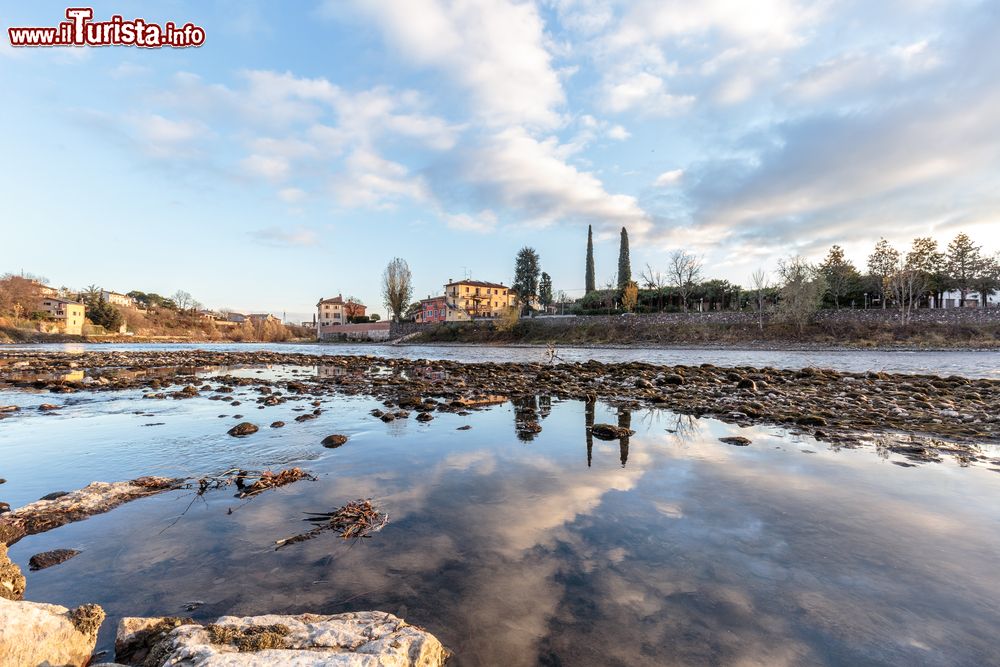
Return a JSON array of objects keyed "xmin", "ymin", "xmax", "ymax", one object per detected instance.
[{"xmin": 2, "ymin": 0, "xmax": 998, "ymax": 320}]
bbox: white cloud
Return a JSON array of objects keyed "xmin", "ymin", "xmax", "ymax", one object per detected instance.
[
  {"xmin": 608, "ymin": 124, "xmax": 631, "ymax": 140},
  {"xmin": 655, "ymin": 169, "xmax": 684, "ymax": 186},
  {"xmin": 603, "ymin": 72, "xmax": 694, "ymax": 115},
  {"xmin": 250, "ymin": 226, "xmax": 319, "ymax": 247},
  {"xmin": 350, "ymin": 0, "xmax": 566, "ymax": 129},
  {"xmin": 331, "ymin": 148, "xmax": 428, "ymax": 208},
  {"xmin": 241, "ymin": 154, "xmax": 291, "ymax": 183},
  {"xmin": 278, "ymin": 187, "xmax": 307, "ymax": 204},
  {"xmin": 461, "ymin": 127, "xmax": 652, "ymax": 233}
]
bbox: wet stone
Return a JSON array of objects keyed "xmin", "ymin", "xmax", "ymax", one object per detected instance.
[
  {"xmin": 227, "ymin": 422, "xmax": 259, "ymax": 437},
  {"xmin": 29, "ymin": 548, "xmax": 81, "ymax": 571}
]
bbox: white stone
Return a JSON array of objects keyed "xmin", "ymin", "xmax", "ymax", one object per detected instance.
[
  {"xmin": 0, "ymin": 596, "xmax": 104, "ymax": 667},
  {"xmin": 116, "ymin": 611, "xmax": 449, "ymax": 666}
]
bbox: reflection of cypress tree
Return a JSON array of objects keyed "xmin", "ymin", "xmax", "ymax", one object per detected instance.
[
  {"xmin": 538, "ymin": 395, "xmax": 552, "ymax": 420},
  {"xmin": 585, "ymin": 398, "xmax": 595, "ymax": 467},
  {"xmin": 617, "ymin": 409, "xmax": 632, "ymax": 466}
]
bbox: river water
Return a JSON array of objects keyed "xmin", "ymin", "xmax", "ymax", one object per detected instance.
[
  {"xmin": 3, "ymin": 341, "xmax": 1000, "ymax": 377},
  {"xmin": 1, "ymin": 362, "xmax": 999, "ymax": 666}
]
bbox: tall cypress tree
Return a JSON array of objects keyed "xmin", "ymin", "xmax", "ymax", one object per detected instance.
[
  {"xmin": 617, "ymin": 227, "xmax": 631, "ymax": 290},
  {"xmin": 585, "ymin": 225, "xmax": 596, "ymax": 294}
]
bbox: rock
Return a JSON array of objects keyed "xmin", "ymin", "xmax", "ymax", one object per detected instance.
[
  {"xmin": 719, "ymin": 436, "xmax": 752, "ymax": 446},
  {"xmin": 661, "ymin": 374, "xmax": 684, "ymax": 386},
  {"xmin": 294, "ymin": 413, "xmax": 318, "ymax": 422},
  {"xmin": 518, "ymin": 421, "xmax": 542, "ymax": 434},
  {"xmin": 0, "ymin": 503, "xmax": 8, "ymax": 514},
  {"xmin": 38, "ymin": 403, "xmax": 60, "ymax": 411},
  {"xmin": 590, "ymin": 423, "xmax": 635, "ymax": 440},
  {"xmin": 736, "ymin": 379, "xmax": 757, "ymax": 391},
  {"xmin": 228, "ymin": 422, "xmax": 259, "ymax": 437},
  {"xmin": 29, "ymin": 548, "xmax": 81, "ymax": 571},
  {"xmin": 321, "ymin": 434, "xmax": 349, "ymax": 448},
  {"xmin": 0, "ymin": 596, "xmax": 104, "ymax": 667},
  {"xmin": 0, "ymin": 477, "xmax": 180, "ymax": 546},
  {"xmin": 114, "ymin": 611, "xmax": 449, "ymax": 666},
  {"xmin": 270, "ymin": 421, "xmax": 285, "ymax": 428},
  {"xmin": 380, "ymin": 413, "xmax": 396, "ymax": 423},
  {"xmin": 416, "ymin": 412, "xmax": 434, "ymax": 422},
  {"xmin": 796, "ymin": 415, "xmax": 828, "ymax": 427},
  {"xmin": 0, "ymin": 406, "xmax": 19, "ymax": 413},
  {"xmin": 457, "ymin": 425, "xmax": 472, "ymax": 430},
  {"xmin": 1, "ymin": 544, "xmax": 26, "ymax": 600}
]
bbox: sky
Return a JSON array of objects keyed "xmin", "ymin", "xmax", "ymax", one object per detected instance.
[{"xmin": 2, "ymin": 0, "xmax": 999, "ymax": 321}]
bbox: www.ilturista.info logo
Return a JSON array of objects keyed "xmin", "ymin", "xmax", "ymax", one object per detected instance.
[{"xmin": 7, "ymin": 8, "xmax": 206, "ymax": 48}]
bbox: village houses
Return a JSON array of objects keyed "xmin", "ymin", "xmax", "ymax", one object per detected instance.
[
  {"xmin": 38, "ymin": 297, "xmax": 86, "ymax": 335},
  {"xmin": 442, "ymin": 279, "xmax": 516, "ymax": 320}
]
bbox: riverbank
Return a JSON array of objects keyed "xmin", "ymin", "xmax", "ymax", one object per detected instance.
[
  {"xmin": 402, "ymin": 309, "xmax": 1000, "ymax": 349},
  {"xmin": 2, "ymin": 350, "xmax": 997, "ymax": 452}
]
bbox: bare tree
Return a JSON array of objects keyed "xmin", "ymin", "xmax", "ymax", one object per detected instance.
[
  {"xmin": 382, "ymin": 258, "xmax": 413, "ymax": 322},
  {"xmin": 344, "ymin": 296, "xmax": 366, "ymax": 321},
  {"xmin": 667, "ymin": 250, "xmax": 703, "ymax": 311},
  {"xmin": 640, "ymin": 263, "xmax": 668, "ymax": 312},
  {"xmin": 750, "ymin": 269, "xmax": 769, "ymax": 331},
  {"xmin": 888, "ymin": 258, "xmax": 926, "ymax": 325},
  {"xmin": 777, "ymin": 257, "xmax": 826, "ymax": 333},
  {"xmin": 172, "ymin": 290, "xmax": 194, "ymax": 311}
]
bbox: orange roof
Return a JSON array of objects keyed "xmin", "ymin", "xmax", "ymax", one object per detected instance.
[{"xmin": 444, "ymin": 280, "xmax": 508, "ymax": 289}]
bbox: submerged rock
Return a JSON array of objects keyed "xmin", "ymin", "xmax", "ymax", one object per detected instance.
[
  {"xmin": 29, "ymin": 548, "xmax": 81, "ymax": 571},
  {"xmin": 113, "ymin": 611, "xmax": 449, "ymax": 666},
  {"xmin": 228, "ymin": 422, "xmax": 259, "ymax": 437},
  {"xmin": 719, "ymin": 436, "xmax": 752, "ymax": 446},
  {"xmin": 0, "ymin": 597, "xmax": 104, "ymax": 667},
  {"xmin": 590, "ymin": 423, "xmax": 635, "ymax": 440},
  {"xmin": 321, "ymin": 434, "xmax": 349, "ymax": 448}
]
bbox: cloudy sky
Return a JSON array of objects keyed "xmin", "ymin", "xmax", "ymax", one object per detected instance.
[{"xmin": 2, "ymin": 0, "xmax": 998, "ymax": 319}]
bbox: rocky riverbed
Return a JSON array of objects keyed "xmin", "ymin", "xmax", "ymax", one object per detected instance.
[{"xmin": 1, "ymin": 349, "xmax": 998, "ymax": 457}]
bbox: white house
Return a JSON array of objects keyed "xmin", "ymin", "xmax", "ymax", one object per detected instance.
[{"xmin": 934, "ymin": 289, "xmax": 999, "ymax": 308}]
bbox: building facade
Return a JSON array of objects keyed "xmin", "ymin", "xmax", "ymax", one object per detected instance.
[
  {"xmin": 317, "ymin": 295, "xmax": 367, "ymax": 338},
  {"xmin": 444, "ymin": 280, "xmax": 516, "ymax": 319},
  {"xmin": 416, "ymin": 296, "xmax": 449, "ymax": 324},
  {"xmin": 39, "ymin": 297, "xmax": 86, "ymax": 335},
  {"xmin": 101, "ymin": 290, "xmax": 133, "ymax": 307}
]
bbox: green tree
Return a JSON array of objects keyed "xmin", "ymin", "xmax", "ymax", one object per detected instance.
[
  {"xmin": 867, "ymin": 238, "xmax": 900, "ymax": 309},
  {"xmin": 538, "ymin": 272, "xmax": 553, "ymax": 310},
  {"xmin": 512, "ymin": 246, "xmax": 541, "ymax": 311},
  {"xmin": 819, "ymin": 245, "xmax": 860, "ymax": 309},
  {"xmin": 617, "ymin": 227, "xmax": 631, "ymax": 290},
  {"xmin": 81, "ymin": 293, "xmax": 124, "ymax": 332},
  {"xmin": 585, "ymin": 225, "xmax": 596, "ymax": 294},
  {"xmin": 971, "ymin": 253, "xmax": 999, "ymax": 309},
  {"xmin": 905, "ymin": 237, "xmax": 945, "ymax": 307},
  {"xmin": 945, "ymin": 232, "xmax": 982, "ymax": 306}
]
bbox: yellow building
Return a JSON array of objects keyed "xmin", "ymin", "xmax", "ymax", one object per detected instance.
[
  {"xmin": 39, "ymin": 297, "xmax": 86, "ymax": 335},
  {"xmin": 444, "ymin": 280, "xmax": 517, "ymax": 320}
]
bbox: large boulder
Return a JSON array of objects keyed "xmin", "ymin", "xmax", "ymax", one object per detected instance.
[
  {"xmin": 0, "ymin": 544, "xmax": 25, "ymax": 600},
  {"xmin": 115, "ymin": 611, "xmax": 449, "ymax": 666},
  {"xmin": 0, "ymin": 596, "xmax": 104, "ymax": 667}
]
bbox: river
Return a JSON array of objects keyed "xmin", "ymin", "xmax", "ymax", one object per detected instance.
[{"xmin": 3, "ymin": 342, "xmax": 1000, "ymax": 378}]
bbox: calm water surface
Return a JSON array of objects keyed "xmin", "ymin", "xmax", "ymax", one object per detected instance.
[
  {"xmin": 4, "ymin": 341, "xmax": 1000, "ymax": 377},
  {"xmin": 1, "ymin": 366, "xmax": 999, "ymax": 666}
]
